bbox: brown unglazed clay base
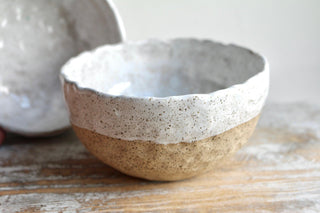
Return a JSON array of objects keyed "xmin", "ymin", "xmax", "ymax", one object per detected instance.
[{"xmin": 72, "ymin": 116, "xmax": 259, "ymax": 181}]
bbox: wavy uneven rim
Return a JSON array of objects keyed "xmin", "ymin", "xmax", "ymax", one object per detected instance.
[{"xmin": 61, "ymin": 38, "xmax": 268, "ymax": 101}]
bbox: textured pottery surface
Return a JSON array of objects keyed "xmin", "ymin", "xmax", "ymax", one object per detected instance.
[
  {"xmin": 0, "ymin": 0, "xmax": 125, "ymax": 136},
  {"xmin": 61, "ymin": 38, "xmax": 269, "ymax": 180}
]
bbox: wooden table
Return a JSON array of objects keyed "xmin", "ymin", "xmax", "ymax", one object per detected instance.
[{"xmin": 0, "ymin": 103, "xmax": 319, "ymax": 212}]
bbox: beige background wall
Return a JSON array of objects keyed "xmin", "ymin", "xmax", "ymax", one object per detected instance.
[{"xmin": 115, "ymin": 0, "xmax": 320, "ymax": 104}]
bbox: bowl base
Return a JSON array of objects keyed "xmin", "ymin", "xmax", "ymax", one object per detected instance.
[{"xmin": 72, "ymin": 116, "xmax": 259, "ymax": 181}]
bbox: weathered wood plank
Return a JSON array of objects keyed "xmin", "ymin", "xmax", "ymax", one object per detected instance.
[{"xmin": 0, "ymin": 103, "xmax": 319, "ymax": 212}]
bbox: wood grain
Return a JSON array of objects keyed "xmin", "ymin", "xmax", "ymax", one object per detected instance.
[{"xmin": 0, "ymin": 103, "xmax": 319, "ymax": 212}]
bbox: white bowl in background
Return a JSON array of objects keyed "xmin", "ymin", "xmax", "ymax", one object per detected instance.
[{"xmin": 0, "ymin": 0, "xmax": 125, "ymax": 136}]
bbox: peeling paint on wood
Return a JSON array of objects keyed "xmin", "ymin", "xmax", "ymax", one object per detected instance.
[{"xmin": 0, "ymin": 103, "xmax": 319, "ymax": 212}]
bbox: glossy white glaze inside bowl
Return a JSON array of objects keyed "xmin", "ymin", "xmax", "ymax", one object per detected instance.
[{"xmin": 63, "ymin": 39, "xmax": 265, "ymax": 98}]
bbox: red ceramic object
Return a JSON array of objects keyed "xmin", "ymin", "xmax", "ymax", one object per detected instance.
[{"xmin": 0, "ymin": 127, "xmax": 5, "ymax": 145}]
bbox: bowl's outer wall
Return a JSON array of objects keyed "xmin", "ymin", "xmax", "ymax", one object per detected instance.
[{"xmin": 62, "ymin": 69, "xmax": 268, "ymax": 144}]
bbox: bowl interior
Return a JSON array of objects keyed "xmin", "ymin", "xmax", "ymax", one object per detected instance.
[{"xmin": 63, "ymin": 39, "xmax": 265, "ymax": 98}]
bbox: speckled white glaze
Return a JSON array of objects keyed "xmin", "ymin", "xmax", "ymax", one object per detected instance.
[
  {"xmin": 0, "ymin": 0, "xmax": 125, "ymax": 135},
  {"xmin": 61, "ymin": 39, "xmax": 269, "ymax": 144}
]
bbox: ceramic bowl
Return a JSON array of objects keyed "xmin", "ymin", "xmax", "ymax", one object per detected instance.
[
  {"xmin": 0, "ymin": 0, "xmax": 125, "ymax": 136},
  {"xmin": 61, "ymin": 38, "xmax": 269, "ymax": 181}
]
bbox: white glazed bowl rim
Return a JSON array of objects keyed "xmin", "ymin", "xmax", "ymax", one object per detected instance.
[{"xmin": 61, "ymin": 38, "xmax": 268, "ymax": 101}]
